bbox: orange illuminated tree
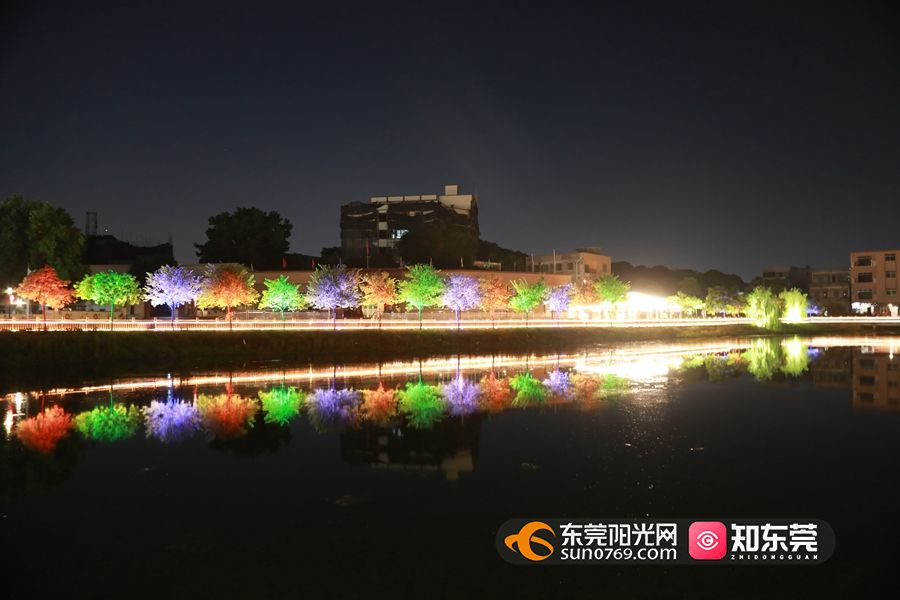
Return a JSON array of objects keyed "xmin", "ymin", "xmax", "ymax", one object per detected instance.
[
  {"xmin": 15, "ymin": 405, "xmax": 74, "ymax": 453},
  {"xmin": 359, "ymin": 272, "xmax": 397, "ymax": 327},
  {"xmin": 15, "ymin": 265, "xmax": 75, "ymax": 327},
  {"xmin": 479, "ymin": 276, "xmax": 511, "ymax": 328},
  {"xmin": 196, "ymin": 264, "xmax": 259, "ymax": 329}
]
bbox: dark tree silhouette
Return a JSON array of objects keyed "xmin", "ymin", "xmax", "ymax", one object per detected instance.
[{"xmin": 195, "ymin": 207, "xmax": 292, "ymax": 269}]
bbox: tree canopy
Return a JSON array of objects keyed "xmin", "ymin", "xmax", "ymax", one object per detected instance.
[
  {"xmin": 195, "ymin": 207, "xmax": 292, "ymax": 269},
  {"xmin": 75, "ymin": 271, "xmax": 142, "ymax": 321},
  {"xmin": 396, "ymin": 222, "xmax": 478, "ymax": 268},
  {"xmin": 0, "ymin": 195, "xmax": 84, "ymax": 284}
]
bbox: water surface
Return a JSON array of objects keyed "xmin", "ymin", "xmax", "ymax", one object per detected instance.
[{"xmin": 2, "ymin": 336, "xmax": 899, "ymax": 598}]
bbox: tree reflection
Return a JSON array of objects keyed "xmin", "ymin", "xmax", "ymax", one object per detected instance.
[
  {"xmin": 14, "ymin": 406, "xmax": 73, "ymax": 453},
  {"xmin": 509, "ymin": 372, "xmax": 547, "ymax": 407},
  {"xmin": 743, "ymin": 338, "xmax": 783, "ymax": 381},
  {"xmin": 397, "ymin": 380, "xmax": 444, "ymax": 429},
  {"xmin": 258, "ymin": 385, "xmax": 305, "ymax": 426},
  {"xmin": 307, "ymin": 387, "xmax": 360, "ymax": 432},
  {"xmin": 543, "ymin": 367, "xmax": 572, "ymax": 400},
  {"xmin": 781, "ymin": 337, "xmax": 810, "ymax": 377},
  {"xmin": 74, "ymin": 403, "xmax": 141, "ymax": 442},
  {"xmin": 361, "ymin": 383, "xmax": 398, "ymax": 425},
  {"xmin": 479, "ymin": 371, "xmax": 511, "ymax": 413},
  {"xmin": 144, "ymin": 399, "xmax": 202, "ymax": 443},
  {"xmin": 196, "ymin": 393, "xmax": 258, "ymax": 440},
  {"xmin": 443, "ymin": 374, "xmax": 480, "ymax": 416}
]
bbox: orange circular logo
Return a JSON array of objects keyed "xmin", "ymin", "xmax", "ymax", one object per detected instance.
[{"xmin": 504, "ymin": 521, "xmax": 556, "ymax": 561}]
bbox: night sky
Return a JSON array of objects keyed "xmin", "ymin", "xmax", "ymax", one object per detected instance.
[{"xmin": 1, "ymin": 1, "xmax": 898, "ymax": 278}]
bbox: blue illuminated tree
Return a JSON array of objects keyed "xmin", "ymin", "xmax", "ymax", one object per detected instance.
[
  {"xmin": 143, "ymin": 265, "xmax": 202, "ymax": 326},
  {"xmin": 305, "ymin": 265, "xmax": 361, "ymax": 329},
  {"xmin": 442, "ymin": 274, "xmax": 481, "ymax": 329},
  {"xmin": 546, "ymin": 284, "xmax": 572, "ymax": 325}
]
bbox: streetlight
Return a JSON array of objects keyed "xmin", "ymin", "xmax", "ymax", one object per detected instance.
[{"xmin": 5, "ymin": 288, "xmax": 14, "ymax": 318}]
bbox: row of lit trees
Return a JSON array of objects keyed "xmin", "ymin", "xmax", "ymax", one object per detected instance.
[{"xmin": 12, "ymin": 263, "xmax": 637, "ymax": 330}]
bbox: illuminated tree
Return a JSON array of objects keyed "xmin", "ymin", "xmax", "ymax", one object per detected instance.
[
  {"xmin": 196, "ymin": 393, "xmax": 258, "ymax": 440},
  {"xmin": 779, "ymin": 288, "xmax": 808, "ymax": 323},
  {"xmin": 397, "ymin": 379, "xmax": 444, "ymax": 429},
  {"xmin": 74, "ymin": 404, "xmax": 141, "ymax": 442},
  {"xmin": 258, "ymin": 385, "xmax": 305, "ymax": 425},
  {"xmin": 571, "ymin": 373, "xmax": 602, "ymax": 403},
  {"xmin": 143, "ymin": 265, "xmax": 202, "ymax": 326},
  {"xmin": 398, "ymin": 264, "xmax": 445, "ymax": 329},
  {"xmin": 15, "ymin": 265, "xmax": 74, "ymax": 326},
  {"xmin": 196, "ymin": 264, "xmax": 259, "ymax": 328},
  {"xmin": 75, "ymin": 271, "xmax": 142, "ymax": 327},
  {"xmin": 509, "ymin": 372, "xmax": 547, "ymax": 406},
  {"xmin": 14, "ymin": 406, "xmax": 73, "ymax": 453},
  {"xmin": 509, "ymin": 280, "xmax": 548, "ymax": 325},
  {"xmin": 478, "ymin": 276, "xmax": 512, "ymax": 327},
  {"xmin": 143, "ymin": 400, "xmax": 202, "ymax": 442},
  {"xmin": 594, "ymin": 275, "xmax": 630, "ymax": 316},
  {"xmin": 307, "ymin": 387, "xmax": 360, "ymax": 432},
  {"xmin": 442, "ymin": 274, "xmax": 481, "ymax": 329},
  {"xmin": 359, "ymin": 272, "xmax": 398, "ymax": 327},
  {"xmin": 258, "ymin": 275, "xmax": 304, "ymax": 322},
  {"xmin": 704, "ymin": 286, "xmax": 731, "ymax": 316},
  {"xmin": 668, "ymin": 292, "xmax": 706, "ymax": 317},
  {"xmin": 443, "ymin": 374, "xmax": 481, "ymax": 416},
  {"xmin": 599, "ymin": 374, "xmax": 630, "ymax": 400},
  {"xmin": 744, "ymin": 286, "xmax": 781, "ymax": 329},
  {"xmin": 546, "ymin": 284, "xmax": 572, "ymax": 325},
  {"xmin": 361, "ymin": 383, "xmax": 398, "ymax": 424},
  {"xmin": 571, "ymin": 282, "xmax": 597, "ymax": 306},
  {"xmin": 305, "ymin": 265, "xmax": 361, "ymax": 329}
]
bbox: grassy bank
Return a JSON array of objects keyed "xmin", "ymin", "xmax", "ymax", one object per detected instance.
[{"xmin": 1, "ymin": 322, "xmax": 898, "ymax": 390}]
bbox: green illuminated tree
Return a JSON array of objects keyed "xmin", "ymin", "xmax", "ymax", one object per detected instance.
[
  {"xmin": 258, "ymin": 275, "xmax": 304, "ymax": 322},
  {"xmin": 668, "ymin": 291, "xmax": 706, "ymax": 316},
  {"xmin": 779, "ymin": 288, "xmax": 808, "ymax": 323},
  {"xmin": 75, "ymin": 271, "xmax": 142, "ymax": 326},
  {"xmin": 509, "ymin": 280, "xmax": 548, "ymax": 325},
  {"xmin": 744, "ymin": 286, "xmax": 781, "ymax": 330},
  {"xmin": 509, "ymin": 372, "xmax": 547, "ymax": 407},
  {"xmin": 594, "ymin": 274, "xmax": 630, "ymax": 306},
  {"xmin": 398, "ymin": 264, "xmax": 445, "ymax": 329},
  {"xmin": 258, "ymin": 385, "xmax": 305, "ymax": 425},
  {"xmin": 397, "ymin": 379, "xmax": 444, "ymax": 429}
]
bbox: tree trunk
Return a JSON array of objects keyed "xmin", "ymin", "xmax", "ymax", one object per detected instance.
[
  {"xmin": 171, "ymin": 302, "xmax": 176, "ymax": 330},
  {"xmin": 418, "ymin": 307, "xmax": 423, "ymax": 330},
  {"xmin": 42, "ymin": 302, "xmax": 47, "ymax": 331},
  {"xmin": 109, "ymin": 303, "xmax": 115, "ymax": 331},
  {"xmin": 456, "ymin": 308, "xmax": 461, "ymax": 330}
]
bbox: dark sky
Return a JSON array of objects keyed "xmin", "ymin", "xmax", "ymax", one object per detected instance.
[{"xmin": 1, "ymin": 0, "xmax": 898, "ymax": 278}]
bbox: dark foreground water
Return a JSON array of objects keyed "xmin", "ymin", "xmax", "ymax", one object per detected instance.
[{"xmin": 2, "ymin": 336, "xmax": 899, "ymax": 598}]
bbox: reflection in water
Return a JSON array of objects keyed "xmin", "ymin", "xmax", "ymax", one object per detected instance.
[
  {"xmin": 74, "ymin": 404, "xmax": 141, "ymax": 442},
  {"xmin": 307, "ymin": 387, "xmax": 360, "ymax": 432},
  {"xmin": 144, "ymin": 400, "xmax": 202, "ymax": 443},
  {"xmin": 258, "ymin": 385, "xmax": 305, "ymax": 426},
  {"xmin": 480, "ymin": 372, "xmax": 511, "ymax": 413},
  {"xmin": 3, "ymin": 336, "xmax": 899, "ymax": 492},
  {"xmin": 853, "ymin": 348, "xmax": 900, "ymax": 411},
  {"xmin": 543, "ymin": 368, "xmax": 572, "ymax": 400},
  {"xmin": 443, "ymin": 375, "xmax": 481, "ymax": 416},
  {"xmin": 361, "ymin": 383, "xmax": 397, "ymax": 425},
  {"xmin": 398, "ymin": 380, "xmax": 444, "ymax": 429},
  {"xmin": 14, "ymin": 406, "xmax": 74, "ymax": 453},
  {"xmin": 196, "ymin": 394, "xmax": 258, "ymax": 440},
  {"xmin": 509, "ymin": 372, "xmax": 547, "ymax": 407}
]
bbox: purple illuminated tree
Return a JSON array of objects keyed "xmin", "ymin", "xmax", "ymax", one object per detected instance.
[
  {"xmin": 305, "ymin": 265, "xmax": 361, "ymax": 329},
  {"xmin": 546, "ymin": 284, "xmax": 572, "ymax": 326},
  {"xmin": 543, "ymin": 367, "xmax": 572, "ymax": 399},
  {"xmin": 143, "ymin": 265, "xmax": 202, "ymax": 327},
  {"xmin": 143, "ymin": 399, "xmax": 202, "ymax": 442},
  {"xmin": 307, "ymin": 387, "xmax": 360, "ymax": 432},
  {"xmin": 442, "ymin": 274, "xmax": 481, "ymax": 329}
]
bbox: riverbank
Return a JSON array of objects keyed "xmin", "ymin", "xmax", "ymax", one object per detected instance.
[{"xmin": 1, "ymin": 321, "xmax": 898, "ymax": 390}]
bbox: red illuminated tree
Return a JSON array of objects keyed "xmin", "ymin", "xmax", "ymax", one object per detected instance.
[
  {"xmin": 196, "ymin": 264, "xmax": 259, "ymax": 328},
  {"xmin": 478, "ymin": 276, "xmax": 511, "ymax": 328},
  {"xmin": 15, "ymin": 265, "xmax": 75, "ymax": 326},
  {"xmin": 15, "ymin": 406, "xmax": 74, "ymax": 453}
]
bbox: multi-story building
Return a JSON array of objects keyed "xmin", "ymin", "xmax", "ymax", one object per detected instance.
[
  {"xmin": 849, "ymin": 249, "xmax": 899, "ymax": 314},
  {"xmin": 759, "ymin": 265, "xmax": 811, "ymax": 292},
  {"xmin": 809, "ymin": 268, "xmax": 850, "ymax": 315},
  {"xmin": 532, "ymin": 248, "xmax": 611, "ymax": 284},
  {"xmin": 340, "ymin": 184, "xmax": 478, "ymax": 265}
]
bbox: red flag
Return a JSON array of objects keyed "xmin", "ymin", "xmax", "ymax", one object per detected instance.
[{"xmin": 281, "ymin": 256, "xmax": 287, "ymax": 269}]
